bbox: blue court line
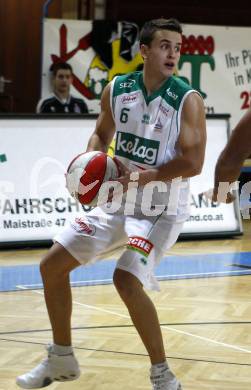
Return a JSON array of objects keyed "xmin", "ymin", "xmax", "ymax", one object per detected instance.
[{"xmin": 0, "ymin": 251, "xmax": 251, "ymax": 292}]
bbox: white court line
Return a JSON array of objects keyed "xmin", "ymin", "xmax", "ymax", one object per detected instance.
[
  {"xmin": 17, "ymin": 286, "xmax": 129, "ymax": 319},
  {"xmin": 0, "ymin": 314, "xmax": 43, "ymax": 319},
  {"xmin": 16, "ymin": 278, "xmax": 113, "ymax": 288},
  {"xmin": 16, "ymin": 285, "xmax": 251, "ymax": 354},
  {"xmin": 158, "ymin": 269, "xmax": 251, "ymax": 279},
  {"xmin": 162, "ymin": 325, "xmax": 251, "ymax": 354},
  {"xmin": 168, "ymin": 250, "xmax": 249, "ymax": 256},
  {"xmin": 15, "ymin": 269, "xmax": 251, "ymax": 290}
]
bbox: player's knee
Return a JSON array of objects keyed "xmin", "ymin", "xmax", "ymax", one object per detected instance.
[
  {"xmin": 40, "ymin": 255, "xmax": 56, "ymax": 281},
  {"xmin": 40, "ymin": 244, "xmax": 78, "ymax": 282},
  {"xmin": 113, "ymin": 269, "xmax": 142, "ymax": 301},
  {"xmin": 40, "ymin": 253, "xmax": 68, "ymax": 281}
]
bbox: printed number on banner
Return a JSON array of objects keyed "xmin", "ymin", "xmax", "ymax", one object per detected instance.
[
  {"xmin": 55, "ymin": 218, "xmax": 66, "ymax": 226},
  {"xmin": 240, "ymin": 91, "xmax": 251, "ymax": 109}
]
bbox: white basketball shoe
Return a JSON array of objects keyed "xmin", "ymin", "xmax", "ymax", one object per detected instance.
[
  {"xmin": 16, "ymin": 344, "xmax": 80, "ymax": 389},
  {"xmin": 150, "ymin": 365, "xmax": 183, "ymax": 390}
]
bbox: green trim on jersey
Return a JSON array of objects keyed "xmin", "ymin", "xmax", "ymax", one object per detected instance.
[
  {"xmin": 165, "ymin": 76, "xmax": 194, "ymax": 110},
  {"xmin": 138, "ymin": 73, "xmax": 171, "ymax": 105},
  {"xmin": 113, "ymin": 71, "xmax": 194, "ymax": 110},
  {"xmin": 113, "ymin": 72, "xmax": 141, "ymax": 97}
]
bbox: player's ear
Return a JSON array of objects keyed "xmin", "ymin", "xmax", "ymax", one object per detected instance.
[{"xmin": 140, "ymin": 44, "xmax": 148, "ymax": 60}]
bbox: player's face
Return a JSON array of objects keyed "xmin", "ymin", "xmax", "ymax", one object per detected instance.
[
  {"xmin": 54, "ymin": 69, "xmax": 73, "ymax": 94},
  {"xmin": 141, "ymin": 29, "xmax": 182, "ymax": 79}
]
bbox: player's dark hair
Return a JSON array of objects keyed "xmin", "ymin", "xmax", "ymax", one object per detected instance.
[
  {"xmin": 139, "ymin": 18, "xmax": 182, "ymax": 46},
  {"xmin": 50, "ymin": 62, "xmax": 73, "ymax": 76}
]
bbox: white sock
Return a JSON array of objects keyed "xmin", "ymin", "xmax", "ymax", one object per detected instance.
[
  {"xmin": 151, "ymin": 361, "xmax": 169, "ymax": 374},
  {"xmin": 52, "ymin": 344, "xmax": 73, "ymax": 356}
]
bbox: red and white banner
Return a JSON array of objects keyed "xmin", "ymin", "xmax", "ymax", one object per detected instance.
[{"xmin": 42, "ymin": 19, "xmax": 251, "ymax": 128}]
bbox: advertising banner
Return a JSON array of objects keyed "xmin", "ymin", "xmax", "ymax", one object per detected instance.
[
  {"xmin": 0, "ymin": 116, "xmax": 242, "ymax": 247},
  {"xmin": 42, "ymin": 19, "xmax": 251, "ymax": 128}
]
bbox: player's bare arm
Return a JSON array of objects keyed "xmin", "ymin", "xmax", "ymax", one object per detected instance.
[
  {"xmin": 87, "ymin": 82, "xmax": 115, "ymax": 153},
  {"xmin": 214, "ymin": 108, "xmax": 251, "ymax": 186},
  {"xmin": 136, "ymin": 92, "xmax": 207, "ymax": 186},
  {"xmin": 204, "ymin": 108, "xmax": 251, "ymax": 203}
]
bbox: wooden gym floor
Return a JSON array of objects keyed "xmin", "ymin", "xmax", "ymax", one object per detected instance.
[{"xmin": 0, "ymin": 220, "xmax": 251, "ymax": 390}]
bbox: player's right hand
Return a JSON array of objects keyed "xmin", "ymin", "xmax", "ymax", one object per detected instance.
[{"xmin": 202, "ymin": 188, "xmax": 236, "ymax": 204}]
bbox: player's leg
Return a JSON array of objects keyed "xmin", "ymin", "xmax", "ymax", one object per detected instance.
[
  {"xmin": 40, "ymin": 242, "xmax": 80, "ymax": 346},
  {"xmin": 114, "ymin": 216, "xmax": 184, "ymax": 390},
  {"xmin": 16, "ymin": 243, "xmax": 81, "ymax": 389},
  {"xmin": 113, "ymin": 269, "xmax": 182, "ymax": 390},
  {"xmin": 16, "ymin": 209, "xmax": 126, "ymax": 389},
  {"xmin": 41, "ymin": 209, "xmax": 125, "ymax": 348},
  {"xmin": 113, "ymin": 268, "xmax": 166, "ymax": 363}
]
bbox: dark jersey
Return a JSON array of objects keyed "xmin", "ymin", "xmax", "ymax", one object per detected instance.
[{"xmin": 36, "ymin": 94, "xmax": 88, "ymax": 114}]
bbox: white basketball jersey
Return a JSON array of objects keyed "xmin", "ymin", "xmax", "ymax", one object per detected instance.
[{"xmin": 110, "ymin": 71, "xmax": 198, "ymax": 221}]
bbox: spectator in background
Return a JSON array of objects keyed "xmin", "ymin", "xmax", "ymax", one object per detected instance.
[{"xmin": 36, "ymin": 62, "xmax": 88, "ymax": 114}]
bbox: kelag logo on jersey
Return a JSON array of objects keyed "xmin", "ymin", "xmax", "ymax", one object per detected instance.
[{"xmin": 115, "ymin": 132, "xmax": 159, "ymax": 165}]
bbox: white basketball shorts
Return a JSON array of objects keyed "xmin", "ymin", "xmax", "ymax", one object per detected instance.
[{"xmin": 54, "ymin": 206, "xmax": 184, "ymax": 291}]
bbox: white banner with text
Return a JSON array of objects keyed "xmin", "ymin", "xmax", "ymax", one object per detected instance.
[{"xmin": 0, "ymin": 116, "xmax": 242, "ymax": 246}]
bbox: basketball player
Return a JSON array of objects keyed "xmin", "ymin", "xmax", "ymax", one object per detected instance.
[
  {"xmin": 17, "ymin": 19, "xmax": 206, "ymax": 390},
  {"xmin": 36, "ymin": 62, "xmax": 88, "ymax": 114},
  {"xmin": 204, "ymin": 107, "xmax": 251, "ymax": 204}
]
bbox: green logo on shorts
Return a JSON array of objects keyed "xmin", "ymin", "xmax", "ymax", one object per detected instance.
[
  {"xmin": 140, "ymin": 257, "xmax": 147, "ymax": 265},
  {"xmin": 0, "ymin": 154, "xmax": 7, "ymax": 163}
]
